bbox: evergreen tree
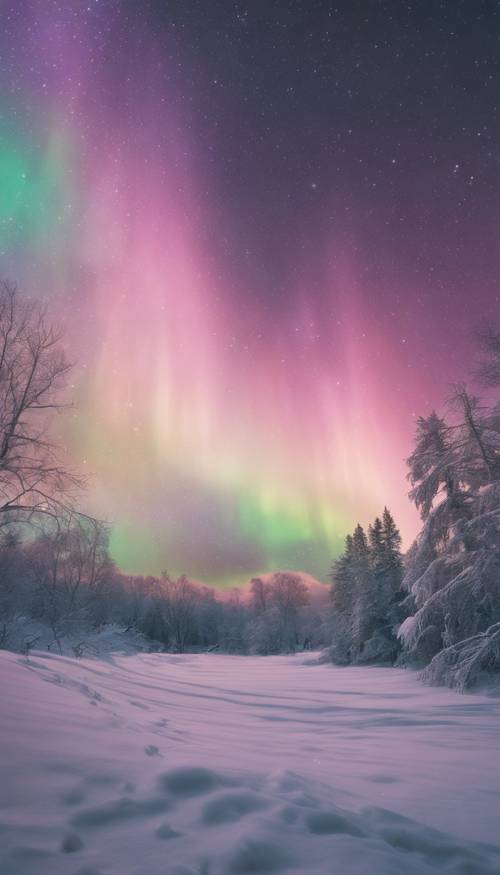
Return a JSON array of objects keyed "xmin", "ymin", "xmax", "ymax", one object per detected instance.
[
  {"xmin": 368, "ymin": 515, "xmax": 390, "ymax": 613},
  {"xmin": 379, "ymin": 507, "xmax": 405, "ymax": 637},
  {"xmin": 448, "ymin": 385, "xmax": 500, "ymax": 488},
  {"xmin": 349, "ymin": 524, "xmax": 376, "ymax": 656},
  {"xmin": 329, "ymin": 513, "xmax": 404, "ymax": 666},
  {"xmin": 407, "ymin": 411, "xmax": 459, "ymax": 518},
  {"xmin": 381, "ymin": 508, "xmax": 403, "ymax": 577},
  {"xmin": 352, "ymin": 523, "xmax": 369, "ymax": 561},
  {"xmin": 368, "ymin": 517, "xmax": 384, "ymax": 569},
  {"xmin": 330, "ymin": 534, "xmax": 355, "ymax": 614}
]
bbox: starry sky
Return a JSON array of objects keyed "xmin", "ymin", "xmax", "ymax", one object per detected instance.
[{"xmin": 1, "ymin": 0, "xmax": 499, "ymax": 585}]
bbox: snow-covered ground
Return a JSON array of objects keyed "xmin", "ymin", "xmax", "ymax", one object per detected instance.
[{"xmin": 1, "ymin": 651, "xmax": 499, "ymax": 875}]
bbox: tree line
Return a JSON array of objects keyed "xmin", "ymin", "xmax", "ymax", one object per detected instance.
[{"xmin": 0, "ymin": 528, "xmax": 329, "ymax": 655}]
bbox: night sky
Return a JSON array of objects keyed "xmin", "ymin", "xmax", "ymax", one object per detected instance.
[{"xmin": 1, "ymin": 1, "xmax": 499, "ymax": 584}]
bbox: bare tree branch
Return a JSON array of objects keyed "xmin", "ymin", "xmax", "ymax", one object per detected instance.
[{"xmin": 0, "ymin": 280, "xmax": 84, "ymax": 526}]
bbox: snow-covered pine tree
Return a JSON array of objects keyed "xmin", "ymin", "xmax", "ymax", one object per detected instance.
[
  {"xmin": 404, "ymin": 409, "xmax": 475, "ymax": 599},
  {"xmin": 368, "ymin": 517, "xmax": 384, "ymax": 565},
  {"xmin": 329, "ymin": 513, "xmax": 405, "ymax": 666},
  {"xmin": 330, "ymin": 534, "xmax": 355, "ymax": 614},
  {"xmin": 349, "ymin": 524, "xmax": 378, "ymax": 658},
  {"xmin": 448, "ymin": 385, "xmax": 500, "ymax": 489},
  {"xmin": 381, "ymin": 507, "xmax": 404, "ymax": 599},
  {"xmin": 407, "ymin": 411, "xmax": 461, "ymax": 520},
  {"xmin": 399, "ymin": 342, "xmax": 500, "ymax": 687},
  {"xmin": 328, "ymin": 535, "xmax": 356, "ymax": 663},
  {"xmin": 355, "ymin": 510, "xmax": 403, "ymax": 663},
  {"xmin": 368, "ymin": 516, "xmax": 389, "ymax": 613}
]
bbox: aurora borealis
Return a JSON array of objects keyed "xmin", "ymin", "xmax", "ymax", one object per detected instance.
[{"xmin": 1, "ymin": 2, "xmax": 499, "ymax": 584}]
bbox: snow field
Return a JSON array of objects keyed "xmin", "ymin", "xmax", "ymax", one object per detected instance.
[{"xmin": 1, "ymin": 651, "xmax": 499, "ymax": 874}]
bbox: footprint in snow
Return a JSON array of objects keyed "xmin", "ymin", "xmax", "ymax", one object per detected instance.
[
  {"xmin": 305, "ymin": 809, "xmax": 365, "ymax": 837},
  {"xmin": 226, "ymin": 838, "xmax": 291, "ymax": 874},
  {"xmin": 201, "ymin": 791, "xmax": 269, "ymax": 824},
  {"xmin": 70, "ymin": 795, "xmax": 170, "ymax": 828},
  {"xmin": 156, "ymin": 822, "xmax": 182, "ymax": 839},
  {"xmin": 61, "ymin": 788, "xmax": 86, "ymax": 806},
  {"xmin": 61, "ymin": 832, "xmax": 84, "ymax": 853},
  {"xmin": 158, "ymin": 766, "xmax": 226, "ymax": 798}
]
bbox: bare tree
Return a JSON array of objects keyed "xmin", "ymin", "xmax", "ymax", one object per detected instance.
[
  {"xmin": 268, "ymin": 572, "xmax": 309, "ymax": 652},
  {"xmin": 161, "ymin": 574, "xmax": 197, "ymax": 652},
  {"xmin": 249, "ymin": 577, "xmax": 269, "ymax": 614},
  {"xmin": 25, "ymin": 517, "xmax": 110, "ymax": 648},
  {"xmin": 0, "ymin": 529, "xmax": 27, "ymax": 645},
  {"xmin": 0, "ymin": 280, "xmax": 81, "ymax": 525}
]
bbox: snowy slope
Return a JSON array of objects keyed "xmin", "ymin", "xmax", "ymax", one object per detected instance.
[{"xmin": 1, "ymin": 651, "xmax": 499, "ymax": 875}]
